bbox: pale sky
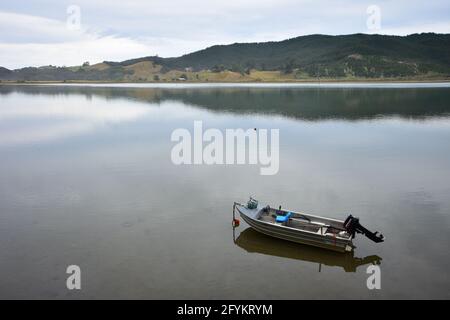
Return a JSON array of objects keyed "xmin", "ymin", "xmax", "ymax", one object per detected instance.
[{"xmin": 1, "ymin": 0, "xmax": 449, "ymax": 69}]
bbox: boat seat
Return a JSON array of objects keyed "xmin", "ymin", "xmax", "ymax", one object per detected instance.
[{"xmin": 276, "ymin": 211, "xmax": 292, "ymax": 223}]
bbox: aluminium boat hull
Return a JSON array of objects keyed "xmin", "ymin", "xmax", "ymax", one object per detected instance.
[{"xmin": 235, "ymin": 204, "xmax": 353, "ymax": 253}]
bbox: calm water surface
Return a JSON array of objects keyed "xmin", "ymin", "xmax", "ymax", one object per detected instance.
[{"xmin": 0, "ymin": 83, "xmax": 450, "ymax": 299}]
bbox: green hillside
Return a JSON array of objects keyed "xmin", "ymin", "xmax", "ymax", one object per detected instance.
[{"xmin": 1, "ymin": 33, "xmax": 450, "ymax": 82}]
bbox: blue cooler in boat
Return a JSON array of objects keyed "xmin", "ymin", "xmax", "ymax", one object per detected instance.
[{"xmin": 276, "ymin": 211, "xmax": 292, "ymax": 223}]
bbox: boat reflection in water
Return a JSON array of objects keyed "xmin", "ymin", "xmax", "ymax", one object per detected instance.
[{"xmin": 234, "ymin": 227, "xmax": 382, "ymax": 272}]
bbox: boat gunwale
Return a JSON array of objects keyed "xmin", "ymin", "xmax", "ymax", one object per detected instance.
[
  {"xmin": 239, "ymin": 213, "xmax": 350, "ymax": 252},
  {"xmin": 236, "ymin": 205, "xmax": 351, "ymax": 241}
]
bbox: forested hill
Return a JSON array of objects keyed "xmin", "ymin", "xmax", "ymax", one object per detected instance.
[
  {"xmin": 135, "ymin": 33, "xmax": 450, "ymax": 76},
  {"xmin": 2, "ymin": 33, "xmax": 450, "ymax": 81}
]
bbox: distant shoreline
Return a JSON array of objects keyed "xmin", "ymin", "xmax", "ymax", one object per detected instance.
[{"xmin": 1, "ymin": 78, "xmax": 450, "ymax": 85}]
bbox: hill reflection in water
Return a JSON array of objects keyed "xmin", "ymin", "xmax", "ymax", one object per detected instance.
[{"xmin": 1, "ymin": 84, "xmax": 450, "ymax": 121}]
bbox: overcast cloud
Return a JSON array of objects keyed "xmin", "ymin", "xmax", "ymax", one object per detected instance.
[{"xmin": 1, "ymin": 0, "xmax": 449, "ymax": 69}]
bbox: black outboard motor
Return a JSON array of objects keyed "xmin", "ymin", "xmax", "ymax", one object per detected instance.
[{"xmin": 344, "ymin": 215, "xmax": 385, "ymax": 243}]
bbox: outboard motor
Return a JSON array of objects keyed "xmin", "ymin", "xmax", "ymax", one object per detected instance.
[{"xmin": 344, "ymin": 215, "xmax": 385, "ymax": 243}]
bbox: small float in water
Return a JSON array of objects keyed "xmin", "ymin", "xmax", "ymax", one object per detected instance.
[{"xmin": 233, "ymin": 198, "xmax": 384, "ymax": 253}]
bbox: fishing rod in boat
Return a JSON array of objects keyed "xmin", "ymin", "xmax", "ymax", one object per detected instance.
[{"xmin": 343, "ymin": 215, "xmax": 385, "ymax": 243}]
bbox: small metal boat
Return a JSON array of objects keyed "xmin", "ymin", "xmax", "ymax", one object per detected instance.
[{"xmin": 233, "ymin": 198, "xmax": 384, "ymax": 253}]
